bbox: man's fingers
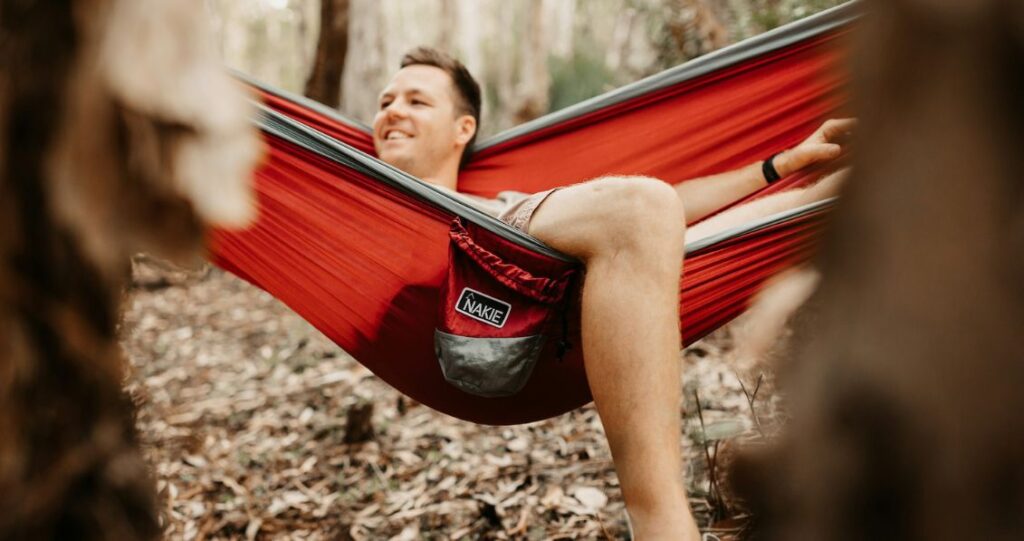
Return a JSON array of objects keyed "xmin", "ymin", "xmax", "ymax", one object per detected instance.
[
  {"xmin": 820, "ymin": 142, "xmax": 843, "ymax": 158},
  {"xmin": 778, "ymin": 144, "xmax": 841, "ymax": 176},
  {"xmin": 821, "ymin": 118, "xmax": 857, "ymax": 142},
  {"xmin": 785, "ymin": 119, "xmax": 855, "ymax": 176},
  {"xmin": 794, "ymin": 143, "xmax": 842, "ymax": 164}
]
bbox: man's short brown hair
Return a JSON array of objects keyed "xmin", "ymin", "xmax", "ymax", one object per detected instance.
[{"xmin": 400, "ymin": 46, "xmax": 482, "ymax": 167}]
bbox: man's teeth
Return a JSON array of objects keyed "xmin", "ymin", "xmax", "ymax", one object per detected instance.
[{"xmin": 386, "ymin": 131, "xmax": 411, "ymax": 140}]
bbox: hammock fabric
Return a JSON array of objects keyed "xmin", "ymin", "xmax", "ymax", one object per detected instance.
[{"xmin": 212, "ymin": 4, "xmax": 855, "ymax": 425}]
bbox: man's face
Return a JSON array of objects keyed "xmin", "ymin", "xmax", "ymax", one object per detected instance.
[{"xmin": 372, "ymin": 65, "xmax": 472, "ymax": 179}]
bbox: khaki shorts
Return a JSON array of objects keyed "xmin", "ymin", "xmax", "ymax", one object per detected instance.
[
  {"xmin": 440, "ymin": 185, "xmax": 561, "ymax": 233},
  {"xmin": 492, "ymin": 188, "xmax": 559, "ymax": 232}
]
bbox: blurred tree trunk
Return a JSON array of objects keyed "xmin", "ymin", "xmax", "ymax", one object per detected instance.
[
  {"xmin": 735, "ymin": 1, "xmax": 1024, "ymax": 539},
  {"xmin": 0, "ymin": 0, "xmax": 256, "ymax": 538},
  {"xmin": 0, "ymin": 4, "xmax": 158, "ymax": 538},
  {"xmin": 304, "ymin": 0, "xmax": 349, "ymax": 107}
]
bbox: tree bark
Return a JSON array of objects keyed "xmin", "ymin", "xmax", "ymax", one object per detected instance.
[
  {"xmin": 0, "ymin": 1, "xmax": 257, "ymax": 538},
  {"xmin": 437, "ymin": 0, "xmax": 456, "ymax": 55},
  {"xmin": 341, "ymin": 0, "xmax": 384, "ymax": 122},
  {"xmin": 0, "ymin": 5, "xmax": 156, "ymax": 538},
  {"xmin": 304, "ymin": 0, "xmax": 350, "ymax": 107},
  {"xmin": 511, "ymin": 0, "xmax": 551, "ymax": 125}
]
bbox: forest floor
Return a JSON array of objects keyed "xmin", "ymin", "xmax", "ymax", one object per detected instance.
[{"xmin": 124, "ymin": 258, "xmax": 784, "ymax": 540}]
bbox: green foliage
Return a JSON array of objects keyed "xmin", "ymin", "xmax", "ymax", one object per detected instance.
[
  {"xmin": 548, "ymin": 40, "xmax": 624, "ymax": 113},
  {"xmin": 752, "ymin": 7, "xmax": 783, "ymax": 32},
  {"xmin": 753, "ymin": 0, "xmax": 848, "ymax": 32},
  {"xmin": 544, "ymin": 0, "xmax": 849, "ymax": 116},
  {"xmin": 632, "ymin": 1, "xmax": 714, "ymax": 73}
]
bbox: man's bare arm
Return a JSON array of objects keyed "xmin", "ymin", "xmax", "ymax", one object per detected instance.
[
  {"xmin": 673, "ymin": 118, "xmax": 856, "ymax": 223},
  {"xmin": 685, "ymin": 167, "xmax": 849, "ymax": 243}
]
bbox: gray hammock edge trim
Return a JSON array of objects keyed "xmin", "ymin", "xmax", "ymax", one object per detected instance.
[
  {"xmin": 255, "ymin": 103, "xmax": 576, "ymax": 263},
  {"xmin": 684, "ymin": 197, "xmax": 836, "ymax": 256},
  {"xmin": 476, "ymin": 1, "xmax": 858, "ymax": 151},
  {"xmin": 233, "ymin": 1, "xmax": 857, "ymax": 154},
  {"xmin": 233, "ymin": 69, "xmax": 374, "ymax": 133},
  {"xmin": 255, "ymin": 104, "xmax": 835, "ymax": 265}
]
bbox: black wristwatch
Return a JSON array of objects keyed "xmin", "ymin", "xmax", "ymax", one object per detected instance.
[{"xmin": 763, "ymin": 152, "xmax": 783, "ymax": 184}]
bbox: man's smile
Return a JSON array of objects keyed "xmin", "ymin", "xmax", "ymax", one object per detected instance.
[{"xmin": 383, "ymin": 128, "xmax": 413, "ymax": 141}]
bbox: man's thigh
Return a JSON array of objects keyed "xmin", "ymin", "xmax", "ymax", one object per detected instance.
[{"xmin": 525, "ymin": 176, "xmax": 683, "ymax": 260}]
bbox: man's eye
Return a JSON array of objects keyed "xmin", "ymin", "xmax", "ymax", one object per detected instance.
[
  {"xmin": 379, "ymin": 101, "xmax": 391, "ymax": 109},
  {"xmin": 412, "ymin": 100, "xmax": 427, "ymax": 106}
]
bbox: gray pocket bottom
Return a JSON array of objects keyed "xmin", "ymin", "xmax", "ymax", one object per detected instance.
[{"xmin": 434, "ymin": 330, "xmax": 546, "ymax": 398}]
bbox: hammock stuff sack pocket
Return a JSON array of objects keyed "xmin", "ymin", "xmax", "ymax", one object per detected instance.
[{"xmin": 435, "ymin": 218, "xmax": 579, "ymax": 398}]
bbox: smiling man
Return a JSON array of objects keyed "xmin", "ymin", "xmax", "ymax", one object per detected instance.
[{"xmin": 373, "ymin": 47, "xmax": 850, "ymax": 540}]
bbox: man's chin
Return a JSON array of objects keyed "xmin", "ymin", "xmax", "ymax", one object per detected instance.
[{"xmin": 379, "ymin": 152, "xmax": 421, "ymax": 177}]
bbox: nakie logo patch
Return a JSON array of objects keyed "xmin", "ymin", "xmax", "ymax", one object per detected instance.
[{"xmin": 455, "ymin": 287, "xmax": 511, "ymax": 328}]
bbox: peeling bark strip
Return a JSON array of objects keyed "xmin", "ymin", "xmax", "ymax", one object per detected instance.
[
  {"xmin": 0, "ymin": 0, "xmax": 258, "ymax": 538},
  {"xmin": 734, "ymin": 1, "xmax": 1024, "ymax": 539},
  {"xmin": 305, "ymin": 0, "xmax": 350, "ymax": 108}
]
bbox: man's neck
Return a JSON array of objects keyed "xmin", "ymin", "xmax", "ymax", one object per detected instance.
[
  {"xmin": 421, "ymin": 174, "xmax": 457, "ymax": 192},
  {"xmin": 419, "ymin": 161, "xmax": 460, "ymax": 192}
]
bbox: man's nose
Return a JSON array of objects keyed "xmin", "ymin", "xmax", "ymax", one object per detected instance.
[{"xmin": 384, "ymin": 100, "xmax": 409, "ymax": 120}]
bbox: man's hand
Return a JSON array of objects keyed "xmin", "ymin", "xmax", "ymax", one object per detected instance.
[{"xmin": 774, "ymin": 118, "xmax": 856, "ymax": 178}]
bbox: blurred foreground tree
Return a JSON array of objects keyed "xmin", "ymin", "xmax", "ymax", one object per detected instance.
[
  {"xmin": 736, "ymin": 1, "xmax": 1024, "ymax": 539},
  {"xmin": 0, "ymin": 0, "xmax": 258, "ymax": 538}
]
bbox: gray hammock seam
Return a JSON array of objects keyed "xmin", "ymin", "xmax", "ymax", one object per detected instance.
[
  {"xmin": 238, "ymin": 1, "xmax": 858, "ymax": 153},
  {"xmin": 257, "ymin": 104, "xmax": 835, "ymax": 261}
]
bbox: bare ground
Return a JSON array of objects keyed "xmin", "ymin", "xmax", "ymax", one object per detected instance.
[{"xmin": 124, "ymin": 259, "xmax": 781, "ymax": 540}]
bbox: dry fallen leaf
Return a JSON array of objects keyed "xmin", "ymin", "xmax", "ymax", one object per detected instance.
[
  {"xmin": 126, "ymin": 261, "xmax": 775, "ymax": 540},
  {"xmin": 572, "ymin": 486, "xmax": 609, "ymax": 511}
]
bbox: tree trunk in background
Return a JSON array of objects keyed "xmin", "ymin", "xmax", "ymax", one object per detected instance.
[
  {"xmin": 656, "ymin": 0, "xmax": 730, "ymax": 66},
  {"xmin": 689, "ymin": 0, "xmax": 729, "ymax": 54},
  {"xmin": 483, "ymin": 2, "xmax": 517, "ymax": 132},
  {"xmin": 304, "ymin": 0, "xmax": 349, "ymax": 107},
  {"xmin": 438, "ymin": 0, "xmax": 456, "ymax": 55},
  {"xmin": 546, "ymin": 0, "xmax": 576, "ymax": 59},
  {"xmin": 342, "ymin": 0, "xmax": 384, "ymax": 121},
  {"xmin": 511, "ymin": 0, "xmax": 550, "ymax": 125},
  {"xmin": 735, "ymin": 1, "xmax": 1024, "ymax": 539},
  {"xmin": 210, "ymin": 0, "xmax": 847, "ymax": 127}
]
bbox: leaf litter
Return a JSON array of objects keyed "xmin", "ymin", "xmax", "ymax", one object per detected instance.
[{"xmin": 124, "ymin": 258, "xmax": 782, "ymax": 539}]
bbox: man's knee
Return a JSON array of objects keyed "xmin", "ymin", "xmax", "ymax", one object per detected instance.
[{"xmin": 583, "ymin": 176, "xmax": 685, "ymax": 255}]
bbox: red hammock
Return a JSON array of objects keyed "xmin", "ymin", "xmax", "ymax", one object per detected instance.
[{"xmin": 212, "ymin": 4, "xmax": 854, "ymax": 425}]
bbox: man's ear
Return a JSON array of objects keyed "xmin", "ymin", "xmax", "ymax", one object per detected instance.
[{"xmin": 454, "ymin": 114, "xmax": 476, "ymax": 146}]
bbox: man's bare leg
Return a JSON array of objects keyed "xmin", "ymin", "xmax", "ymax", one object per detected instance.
[
  {"xmin": 526, "ymin": 177, "xmax": 699, "ymax": 540},
  {"xmin": 672, "ymin": 118, "xmax": 856, "ymax": 223},
  {"xmin": 518, "ymin": 170, "xmax": 845, "ymax": 539}
]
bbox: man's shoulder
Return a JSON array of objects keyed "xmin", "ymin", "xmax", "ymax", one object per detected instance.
[{"xmin": 440, "ymin": 185, "xmax": 506, "ymax": 217}]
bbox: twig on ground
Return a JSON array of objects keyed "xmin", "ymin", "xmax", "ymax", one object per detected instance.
[
  {"xmin": 693, "ymin": 390, "xmax": 728, "ymax": 521},
  {"xmin": 736, "ymin": 373, "xmax": 766, "ymax": 439}
]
